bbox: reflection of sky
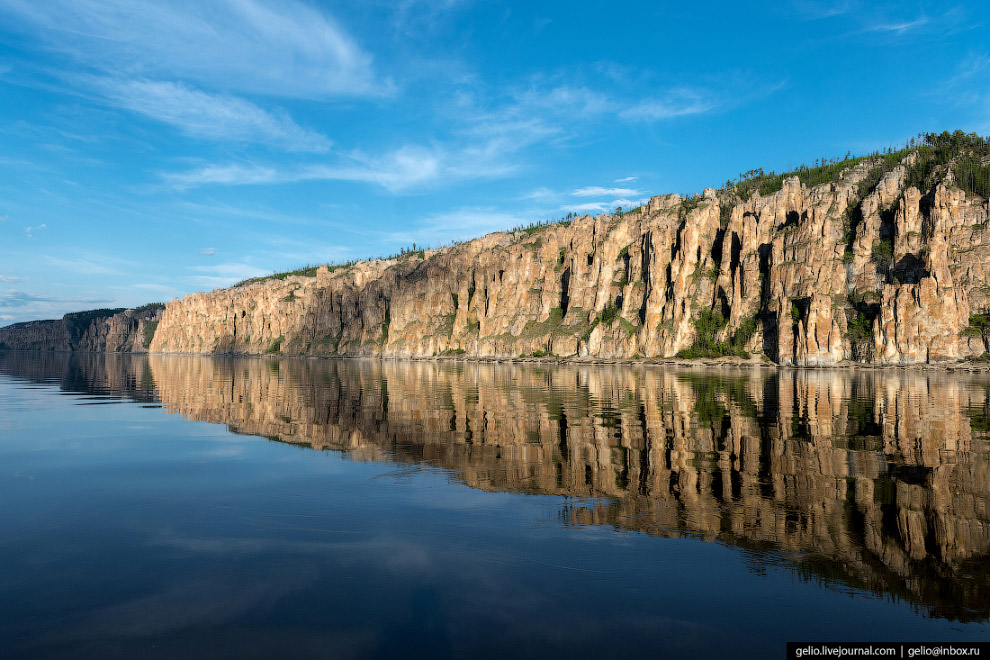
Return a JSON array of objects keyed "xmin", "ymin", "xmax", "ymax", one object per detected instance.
[{"xmin": 1, "ymin": 371, "xmax": 989, "ymax": 659}]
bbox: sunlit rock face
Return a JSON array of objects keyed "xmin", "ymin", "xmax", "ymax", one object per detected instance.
[
  {"xmin": 1, "ymin": 153, "xmax": 987, "ymax": 365},
  {"xmin": 4, "ymin": 350, "xmax": 989, "ymax": 622},
  {"xmin": 0, "ymin": 307, "xmax": 162, "ymax": 352},
  {"xmin": 145, "ymin": 157, "xmax": 990, "ymax": 365}
]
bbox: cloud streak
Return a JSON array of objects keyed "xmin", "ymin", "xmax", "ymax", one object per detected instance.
[
  {"xmin": 442, "ymin": 73, "xmax": 782, "ymax": 177},
  {"xmin": 450, "ymin": 81, "xmax": 703, "ymax": 153},
  {"xmin": 619, "ymin": 89, "xmax": 717, "ymax": 121},
  {"xmin": 164, "ymin": 142, "xmax": 513, "ymax": 193},
  {"xmin": 0, "ymin": 0, "xmax": 387, "ymax": 99},
  {"xmin": 24, "ymin": 223, "xmax": 47, "ymax": 239},
  {"xmin": 868, "ymin": 16, "xmax": 929, "ymax": 34},
  {"xmin": 385, "ymin": 208, "xmax": 530, "ymax": 247},
  {"xmin": 188, "ymin": 262, "xmax": 269, "ymax": 288},
  {"xmin": 45, "ymin": 255, "xmax": 122, "ymax": 275},
  {"xmin": 132, "ymin": 283, "xmax": 181, "ymax": 295},
  {"xmin": 857, "ymin": 7, "xmax": 969, "ymax": 39},
  {"xmin": 96, "ymin": 79, "xmax": 332, "ymax": 152},
  {"xmin": 146, "ymin": 65, "xmax": 782, "ymax": 194},
  {"xmin": 564, "ymin": 198, "xmax": 647, "ymax": 214},
  {"xmin": 0, "ymin": 289, "xmax": 112, "ymax": 308},
  {"xmin": 571, "ymin": 186, "xmax": 642, "ymax": 198},
  {"xmin": 789, "ymin": 0, "xmax": 853, "ymax": 20},
  {"xmin": 0, "ymin": 290, "xmax": 57, "ymax": 307}
]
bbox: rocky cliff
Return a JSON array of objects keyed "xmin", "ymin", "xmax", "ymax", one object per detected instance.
[
  {"xmin": 151, "ymin": 139, "xmax": 990, "ymax": 365},
  {"xmin": 4, "ymin": 134, "xmax": 990, "ymax": 365},
  {"xmin": 0, "ymin": 306, "xmax": 163, "ymax": 352}
]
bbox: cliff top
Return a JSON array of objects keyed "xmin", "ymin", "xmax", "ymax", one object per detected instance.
[{"xmin": 225, "ymin": 130, "xmax": 990, "ymax": 293}]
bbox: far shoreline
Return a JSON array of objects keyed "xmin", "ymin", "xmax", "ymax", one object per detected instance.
[{"xmin": 4, "ymin": 347, "xmax": 990, "ymax": 373}]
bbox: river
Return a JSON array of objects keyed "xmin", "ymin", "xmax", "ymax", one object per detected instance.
[{"xmin": 1, "ymin": 352, "xmax": 987, "ymax": 658}]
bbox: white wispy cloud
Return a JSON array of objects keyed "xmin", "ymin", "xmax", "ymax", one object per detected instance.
[
  {"xmin": 477, "ymin": 79, "xmax": 724, "ymax": 130},
  {"xmin": 614, "ymin": 176, "xmax": 638, "ymax": 183},
  {"xmin": 390, "ymin": 0, "xmax": 469, "ymax": 37},
  {"xmin": 512, "ymin": 84, "xmax": 614, "ymax": 119},
  {"xmin": 176, "ymin": 200, "xmax": 340, "ymax": 229},
  {"xmin": 0, "ymin": 289, "xmax": 112, "ymax": 308},
  {"xmin": 189, "ymin": 262, "xmax": 269, "ymax": 288},
  {"xmin": 24, "ymin": 223, "xmax": 47, "ymax": 239},
  {"xmin": 0, "ymin": 290, "xmax": 56, "ymax": 307},
  {"xmin": 449, "ymin": 83, "xmax": 607, "ymax": 152},
  {"xmin": 790, "ymin": 0, "xmax": 853, "ymax": 20},
  {"xmin": 935, "ymin": 52, "xmax": 990, "ymax": 135},
  {"xmin": 166, "ymin": 163, "xmax": 284, "ymax": 188},
  {"xmin": 611, "ymin": 198, "xmax": 646, "ymax": 209},
  {"xmin": 200, "ymin": 248, "xmax": 217, "ymax": 256},
  {"xmin": 164, "ymin": 143, "xmax": 510, "ymax": 193},
  {"xmin": 571, "ymin": 186, "xmax": 642, "ymax": 198},
  {"xmin": 385, "ymin": 208, "xmax": 530, "ymax": 247},
  {"xmin": 95, "ymin": 79, "xmax": 332, "ymax": 152},
  {"xmin": 564, "ymin": 197, "xmax": 648, "ymax": 214},
  {"xmin": 45, "ymin": 255, "xmax": 122, "ymax": 275},
  {"xmin": 0, "ymin": 291, "xmax": 118, "ymax": 325},
  {"xmin": 0, "ymin": 156, "xmax": 47, "ymax": 171},
  {"xmin": 0, "ymin": 0, "xmax": 387, "ymax": 99},
  {"xmin": 857, "ymin": 7, "xmax": 969, "ymax": 38},
  {"xmin": 868, "ymin": 16, "xmax": 929, "ymax": 34},
  {"xmin": 519, "ymin": 187, "xmax": 556, "ymax": 201},
  {"xmin": 566, "ymin": 202, "xmax": 614, "ymax": 213},
  {"xmin": 447, "ymin": 74, "xmax": 768, "ymax": 165},
  {"xmin": 129, "ymin": 59, "xmax": 781, "ymax": 196},
  {"xmin": 131, "ymin": 283, "xmax": 182, "ymax": 295},
  {"xmin": 619, "ymin": 88, "xmax": 717, "ymax": 121},
  {"xmin": 947, "ymin": 52, "xmax": 990, "ymax": 85},
  {"xmin": 0, "ymin": 275, "xmax": 24, "ymax": 283}
]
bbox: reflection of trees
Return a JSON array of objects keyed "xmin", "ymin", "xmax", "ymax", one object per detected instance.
[{"xmin": 2, "ymin": 350, "xmax": 989, "ymax": 621}]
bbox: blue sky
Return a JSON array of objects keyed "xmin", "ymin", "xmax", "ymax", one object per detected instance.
[{"xmin": 0, "ymin": 0, "xmax": 987, "ymax": 324}]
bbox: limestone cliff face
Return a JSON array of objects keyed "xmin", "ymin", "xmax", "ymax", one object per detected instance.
[
  {"xmin": 0, "ymin": 318, "xmax": 72, "ymax": 351},
  {"xmin": 149, "ymin": 155, "xmax": 990, "ymax": 364},
  {"xmin": 2, "ymin": 152, "xmax": 987, "ymax": 365},
  {"xmin": 0, "ymin": 307, "xmax": 163, "ymax": 352}
]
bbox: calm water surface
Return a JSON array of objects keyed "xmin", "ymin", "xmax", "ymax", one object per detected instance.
[{"xmin": 1, "ymin": 352, "xmax": 988, "ymax": 659}]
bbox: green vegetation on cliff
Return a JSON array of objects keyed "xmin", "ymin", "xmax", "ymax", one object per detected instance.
[
  {"xmin": 903, "ymin": 131, "xmax": 990, "ymax": 198},
  {"xmin": 64, "ymin": 308, "xmax": 126, "ymax": 343},
  {"xmin": 676, "ymin": 310, "xmax": 757, "ymax": 359},
  {"xmin": 725, "ymin": 131, "xmax": 989, "ymax": 203},
  {"xmin": 132, "ymin": 302, "xmax": 165, "ymax": 314},
  {"xmin": 7, "ymin": 130, "xmax": 990, "ymax": 366},
  {"xmin": 142, "ymin": 320, "xmax": 159, "ymax": 348}
]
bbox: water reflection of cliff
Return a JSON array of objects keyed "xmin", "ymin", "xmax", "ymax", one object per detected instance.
[{"xmin": 3, "ymin": 351, "xmax": 989, "ymax": 622}]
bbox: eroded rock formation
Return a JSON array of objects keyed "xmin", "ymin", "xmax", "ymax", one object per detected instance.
[
  {"xmin": 3, "ymin": 148, "xmax": 989, "ymax": 365},
  {"xmin": 0, "ymin": 306, "xmax": 163, "ymax": 352},
  {"xmin": 147, "ymin": 156, "xmax": 990, "ymax": 365}
]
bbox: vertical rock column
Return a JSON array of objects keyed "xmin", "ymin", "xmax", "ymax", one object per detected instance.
[{"xmin": 874, "ymin": 186, "xmax": 972, "ymax": 363}]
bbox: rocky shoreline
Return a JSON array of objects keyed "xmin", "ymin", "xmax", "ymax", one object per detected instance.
[{"xmin": 7, "ymin": 346, "xmax": 990, "ymax": 375}]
